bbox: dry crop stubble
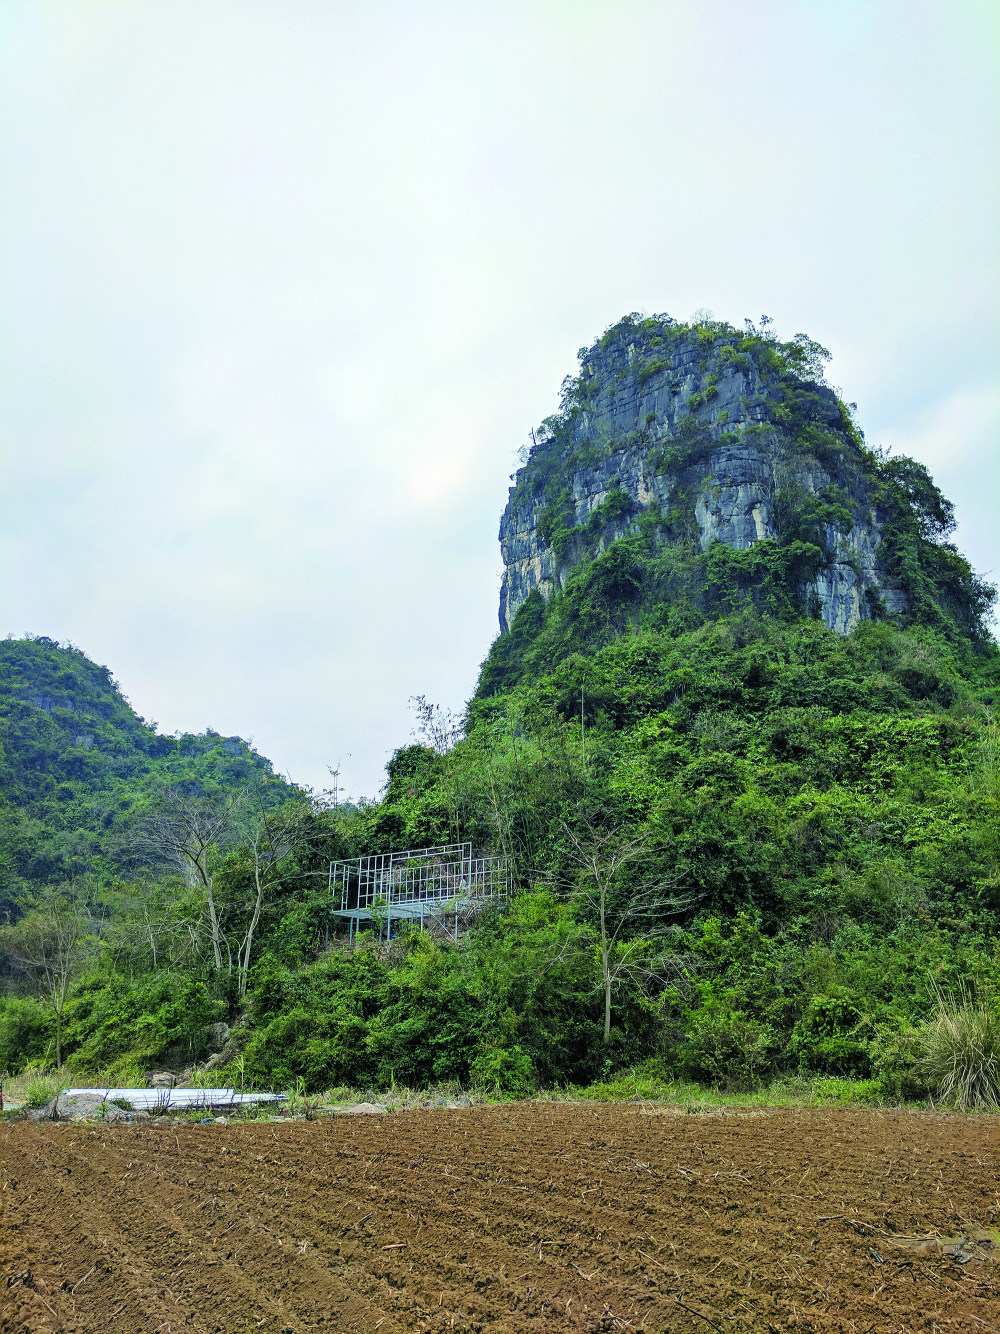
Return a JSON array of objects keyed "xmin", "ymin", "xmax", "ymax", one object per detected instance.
[{"xmin": 1, "ymin": 1104, "xmax": 997, "ymax": 1332}]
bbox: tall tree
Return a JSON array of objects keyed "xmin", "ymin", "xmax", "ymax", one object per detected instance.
[
  {"xmin": 560, "ymin": 814, "xmax": 686, "ymax": 1042},
  {"xmin": 133, "ymin": 789, "xmax": 245, "ymax": 972},
  {"xmin": 0, "ymin": 885, "xmax": 102, "ymax": 1066},
  {"xmin": 232, "ymin": 796, "xmax": 311, "ymax": 999}
]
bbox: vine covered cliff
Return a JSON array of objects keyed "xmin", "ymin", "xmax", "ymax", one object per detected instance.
[{"xmin": 485, "ymin": 314, "xmax": 992, "ymax": 697}]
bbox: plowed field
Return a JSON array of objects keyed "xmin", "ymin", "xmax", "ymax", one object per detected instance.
[{"xmin": 2, "ymin": 1105, "xmax": 997, "ymax": 1333}]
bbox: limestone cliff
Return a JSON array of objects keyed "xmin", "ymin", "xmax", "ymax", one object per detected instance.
[{"xmin": 499, "ymin": 315, "xmax": 910, "ymax": 637}]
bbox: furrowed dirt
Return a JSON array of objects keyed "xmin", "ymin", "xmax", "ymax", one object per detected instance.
[{"xmin": 2, "ymin": 1105, "xmax": 997, "ymax": 1333}]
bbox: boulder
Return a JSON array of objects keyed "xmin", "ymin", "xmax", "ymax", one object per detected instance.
[
  {"xmin": 341, "ymin": 1102, "xmax": 388, "ymax": 1115},
  {"xmin": 206, "ymin": 1022, "xmax": 231, "ymax": 1050}
]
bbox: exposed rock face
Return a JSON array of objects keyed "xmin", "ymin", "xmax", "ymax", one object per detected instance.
[{"xmin": 499, "ymin": 320, "xmax": 907, "ymax": 634}]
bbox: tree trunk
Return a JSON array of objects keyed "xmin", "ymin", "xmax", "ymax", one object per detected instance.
[
  {"xmin": 145, "ymin": 909, "xmax": 158, "ymax": 970},
  {"xmin": 200, "ymin": 854, "xmax": 224, "ymax": 972},
  {"xmin": 238, "ymin": 863, "xmax": 266, "ymax": 1000},
  {"xmin": 600, "ymin": 891, "xmax": 611, "ymax": 1042}
]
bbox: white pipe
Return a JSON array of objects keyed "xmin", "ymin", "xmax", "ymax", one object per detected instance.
[{"xmin": 62, "ymin": 1088, "xmax": 286, "ymax": 1110}]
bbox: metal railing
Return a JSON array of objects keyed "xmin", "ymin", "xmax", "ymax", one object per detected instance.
[{"xmin": 329, "ymin": 841, "xmax": 508, "ymax": 925}]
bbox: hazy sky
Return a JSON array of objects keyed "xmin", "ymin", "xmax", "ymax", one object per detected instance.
[{"xmin": 2, "ymin": 0, "xmax": 998, "ymax": 799}]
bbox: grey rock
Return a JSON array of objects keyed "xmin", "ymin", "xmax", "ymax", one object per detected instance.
[
  {"xmin": 340, "ymin": 1101, "xmax": 388, "ymax": 1115},
  {"xmin": 58, "ymin": 1093, "xmax": 109, "ymax": 1119},
  {"xmin": 499, "ymin": 326, "xmax": 906, "ymax": 638},
  {"xmin": 26, "ymin": 1101, "xmax": 60, "ymax": 1122},
  {"xmin": 206, "ymin": 1022, "xmax": 230, "ymax": 1050},
  {"xmin": 146, "ymin": 1070, "xmax": 176, "ymax": 1089}
]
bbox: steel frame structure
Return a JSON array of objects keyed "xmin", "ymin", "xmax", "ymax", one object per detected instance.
[{"xmin": 328, "ymin": 841, "xmax": 508, "ymax": 940}]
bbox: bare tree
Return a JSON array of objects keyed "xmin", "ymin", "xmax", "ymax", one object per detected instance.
[
  {"xmin": 0, "ymin": 886, "xmax": 102, "ymax": 1066},
  {"xmin": 233, "ymin": 797, "xmax": 311, "ymax": 999},
  {"xmin": 560, "ymin": 815, "xmax": 688, "ymax": 1043},
  {"xmin": 132, "ymin": 789, "xmax": 245, "ymax": 972},
  {"xmin": 100, "ymin": 873, "xmax": 202, "ymax": 976},
  {"xmin": 410, "ymin": 695, "xmax": 463, "ymax": 754}
]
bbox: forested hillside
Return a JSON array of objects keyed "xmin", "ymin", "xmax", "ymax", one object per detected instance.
[
  {"xmin": 0, "ymin": 636, "xmax": 291, "ymax": 906},
  {"xmin": 2, "ymin": 317, "xmax": 998, "ymax": 1107}
]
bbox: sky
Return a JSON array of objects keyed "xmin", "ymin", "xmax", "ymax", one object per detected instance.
[{"xmin": 1, "ymin": 0, "xmax": 998, "ymax": 800}]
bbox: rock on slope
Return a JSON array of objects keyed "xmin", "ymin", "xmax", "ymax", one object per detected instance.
[{"xmin": 499, "ymin": 315, "xmax": 908, "ymax": 635}]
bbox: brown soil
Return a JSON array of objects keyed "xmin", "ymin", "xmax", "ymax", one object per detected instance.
[{"xmin": 2, "ymin": 1104, "xmax": 997, "ymax": 1333}]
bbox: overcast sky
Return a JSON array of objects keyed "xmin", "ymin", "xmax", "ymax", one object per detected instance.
[{"xmin": 2, "ymin": 0, "xmax": 998, "ymax": 799}]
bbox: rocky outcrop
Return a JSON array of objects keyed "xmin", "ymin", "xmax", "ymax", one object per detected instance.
[{"xmin": 499, "ymin": 318, "xmax": 907, "ymax": 634}]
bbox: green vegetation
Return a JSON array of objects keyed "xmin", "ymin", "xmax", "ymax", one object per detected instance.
[
  {"xmin": 3, "ymin": 611, "xmax": 996, "ymax": 1107},
  {"xmin": 1, "ymin": 315, "xmax": 998, "ymax": 1112},
  {"xmin": 0, "ymin": 635, "xmax": 289, "ymax": 912}
]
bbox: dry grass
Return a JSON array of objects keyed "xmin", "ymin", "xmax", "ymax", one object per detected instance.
[
  {"xmin": 919, "ymin": 999, "xmax": 1000, "ymax": 1110},
  {"xmin": 1, "ymin": 1068, "xmax": 69, "ymax": 1107}
]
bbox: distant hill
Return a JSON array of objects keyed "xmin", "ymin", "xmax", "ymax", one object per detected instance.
[{"xmin": 0, "ymin": 636, "xmax": 292, "ymax": 905}]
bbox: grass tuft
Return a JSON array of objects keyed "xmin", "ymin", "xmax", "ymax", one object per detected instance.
[
  {"xmin": 8, "ymin": 1071, "xmax": 70, "ymax": 1108},
  {"xmin": 918, "ymin": 1000, "xmax": 1000, "ymax": 1111}
]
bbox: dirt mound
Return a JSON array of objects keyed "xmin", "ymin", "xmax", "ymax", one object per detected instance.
[{"xmin": 1, "ymin": 1104, "xmax": 996, "ymax": 1331}]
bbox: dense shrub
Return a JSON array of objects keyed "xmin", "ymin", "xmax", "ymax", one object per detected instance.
[
  {"xmin": 674, "ymin": 983, "xmax": 780, "ymax": 1090},
  {"xmin": 0, "ymin": 995, "xmax": 53, "ymax": 1072},
  {"xmin": 240, "ymin": 950, "xmax": 387, "ymax": 1089},
  {"xmin": 62, "ymin": 973, "xmax": 224, "ymax": 1072}
]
